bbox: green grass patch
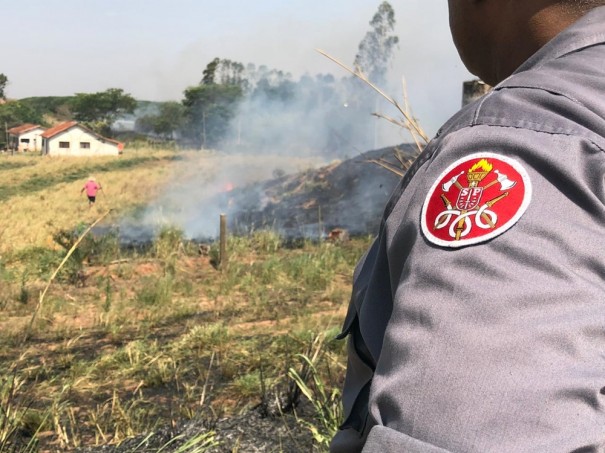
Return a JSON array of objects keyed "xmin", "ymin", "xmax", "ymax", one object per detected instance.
[{"xmin": 0, "ymin": 159, "xmax": 34, "ymax": 172}]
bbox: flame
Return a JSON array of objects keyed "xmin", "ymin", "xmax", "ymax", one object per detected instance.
[
  {"xmin": 224, "ymin": 182, "xmax": 234, "ymax": 192},
  {"xmin": 469, "ymin": 159, "xmax": 493, "ymax": 173}
]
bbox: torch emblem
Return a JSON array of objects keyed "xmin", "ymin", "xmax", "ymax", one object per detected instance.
[{"xmin": 421, "ymin": 153, "xmax": 532, "ymax": 248}]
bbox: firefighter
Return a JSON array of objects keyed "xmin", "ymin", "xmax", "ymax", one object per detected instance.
[{"xmin": 332, "ymin": 1, "xmax": 605, "ymax": 452}]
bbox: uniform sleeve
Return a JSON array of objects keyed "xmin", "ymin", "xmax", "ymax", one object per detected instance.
[
  {"xmin": 330, "ymin": 239, "xmax": 381, "ymax": 453},
  {"xmin": 364, "ymin": 125, "xmax": 605, "ymax": 451}
]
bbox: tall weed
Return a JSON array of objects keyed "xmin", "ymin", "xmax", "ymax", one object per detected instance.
[
  {"xmin": 154, "ymin": 226, "xmax": 184, "ymax": 261},
  {"xmin": 288, "ymin": 335, "xmax": 343, "ymax": 449},
  {"xmin": 0, "ymin": 368, "xmax": 46, "ymax": 452}
]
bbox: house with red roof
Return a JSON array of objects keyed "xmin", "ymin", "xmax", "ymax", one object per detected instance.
[
  {"xmin": 40, "ymin": 121, "xmax": 124, "ymax": 156},
  {"xmin": 8, "ymin": 123, "xmax": 47, "ymax": 152}
]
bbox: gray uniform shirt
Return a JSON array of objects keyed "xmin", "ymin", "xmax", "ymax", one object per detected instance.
[{"xmin": 331, "ymin": 7, "xmax": 605, "ymax": 453}]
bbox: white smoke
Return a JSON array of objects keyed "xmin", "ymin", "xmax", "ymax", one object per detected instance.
[
  {"xmin": 222, "ymin": 70, "xmax": 405, "ymax": 157},
  {"xmin": 120, "ymin": 152, "xmax": 330, "ymax": 241},
  {"xmin": 118, "ymin": 69, "xmax": 413, "ymax": 242}
]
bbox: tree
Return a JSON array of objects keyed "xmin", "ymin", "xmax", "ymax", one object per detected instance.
[
  {"xmin": 348, "ymin": 1, "xmax": 400, "ymax": 150},
  {"xmin": 201, "ymin": 58, "xmax": 248, "ymax": 89},
  {"xmin": 136, "ymin": 101, "xmax": 185, "ymax": 139},
  {"xmin": 182, "ymin": 59, "xmax": 245, "ymax": 148},
  {"xmin": 250, "ymin": 69, "xmax": 295, "ymax": 103},
  {"xmin": 0, "ymin": 101, "xmax": 43, "ymax": 129},
  {"xmin": 353, "ymin": 1, "xmax": 399, "ymax": 85},
  {"xmin": 202, "ymin": 58, "xmax": 221, "ymax": 85},
  {"xmin": 70, "ymin": 88, "xmax": 136, "ymax": 136},
  {"xmin": 182, "ymin": 84, "xmax": 242, "ymax": 148},
  {"xmin": 0, "ymin": 101, "xmax": 44, "ymax": 149},
  {"xmin": 0, "ymin": 73, "xmax": 7, "ymax": 100}
]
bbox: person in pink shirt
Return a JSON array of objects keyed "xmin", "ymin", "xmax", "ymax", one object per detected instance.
[{"xmin": 80, "ymin": 176, "xmax": 102, "ymax": 207}]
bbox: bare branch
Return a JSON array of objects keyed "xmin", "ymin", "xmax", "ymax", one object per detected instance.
[
  {"xmin": 316, "ymin": 49, "xmax": 430, "ymax": 144},
  {"xmin": 371, "ymin": 112, "xmax": 423, "ymax": 153},
  {"xmin": 365, "ymin": 159, "xmax": 406, "ymax": 177}
]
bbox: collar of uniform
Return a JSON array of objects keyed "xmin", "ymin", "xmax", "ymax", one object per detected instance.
[{"xmin": 506, "ymin": 6, "xmax": 605, "ymax": 78}]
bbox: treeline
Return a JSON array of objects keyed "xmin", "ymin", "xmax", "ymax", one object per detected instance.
[
  {"xmin": 1, "ymin": 1, "xmax": 399, "ymax": 154},
  {"xmin": 0, "ymin": 88, "xmax": 137, "ymax": 140}
]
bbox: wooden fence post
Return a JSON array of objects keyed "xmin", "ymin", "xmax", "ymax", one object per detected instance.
[{"xmin": 219, "ymin": 213, "xmax": 227, "ymax": 269}]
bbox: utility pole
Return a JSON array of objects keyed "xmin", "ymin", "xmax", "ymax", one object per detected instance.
[
  {"xmin": 219, "ymin": 213, "xmax": 228, "ymax": 270},
  {"xmin": 5, "ymin": 122, "xmax": 10, "ymax": 155},
  {"xmin": 201, "ymin": 111, "xmax": 206, "ymax": 150}
]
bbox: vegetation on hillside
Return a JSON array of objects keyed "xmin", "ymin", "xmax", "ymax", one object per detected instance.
[
  {"xmin": 0, "ymin": 101, "xmax": 45, "ymax": 138},
  {"xmin": 19, "ymin": 96, "xmax": 75, "ymax": 120}
]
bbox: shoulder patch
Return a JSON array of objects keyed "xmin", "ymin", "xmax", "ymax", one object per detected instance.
[{"xmin": 421, "ymin": 153, "xmax": 532, "ymax": 248}]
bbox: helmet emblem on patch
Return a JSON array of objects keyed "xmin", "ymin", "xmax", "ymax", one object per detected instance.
[{"xmin": 421, "ymin": 153, "xmax": 532, "ymax": 248}]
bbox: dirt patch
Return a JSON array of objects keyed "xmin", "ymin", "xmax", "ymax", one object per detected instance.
[{"xmin": 231, "ymin": 306, "xmax": 347, "ymax": 336}]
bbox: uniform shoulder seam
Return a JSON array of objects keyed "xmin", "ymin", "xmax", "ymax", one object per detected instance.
[{"xmin": 460, "ymin": 122, "xmax": 605, "ymax": 153}]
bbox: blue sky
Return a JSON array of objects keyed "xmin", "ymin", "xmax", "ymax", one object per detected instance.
[{"xmin": 2, "ymin": 0, "xmax": 473, "ymax": 135}]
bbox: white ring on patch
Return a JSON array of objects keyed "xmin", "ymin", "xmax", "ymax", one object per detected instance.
[{"xmin": 421, "ymin": 152, "xmax": 532, "ymax": 248}]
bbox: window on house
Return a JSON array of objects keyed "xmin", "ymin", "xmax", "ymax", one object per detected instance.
[
  {"xmin": 59, "ymin": 142, "xmax": 70, "ymax": 149},
  {"xmin": 80, "ymin": 142, "xmax": 91, "ymax": 149},
  {"xmin": 20, "ymin": 138, "xmax": 30, "ymax": 144}
]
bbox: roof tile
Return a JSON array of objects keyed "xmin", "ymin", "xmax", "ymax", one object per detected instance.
[
  {"xmin": 40, "ymin": 121, "xmax": 79, "ymax": 139},
  {"xmin": 8, "ymin": 123, "xmax": 44, "ymax": 135}
]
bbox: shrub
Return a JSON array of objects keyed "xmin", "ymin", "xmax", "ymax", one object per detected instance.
[
  {"xmin": 154, "ymin": 226, "xmax": 184, "ymax": 261},
  {"xmin": 136, "ymin": 276, "xmax": 173, "ymax": 307}
]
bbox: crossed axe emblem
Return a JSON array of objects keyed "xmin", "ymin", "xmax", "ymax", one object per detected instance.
[
  {"xmin": 435, "ymin": 168, "xmax": 517, "ymax": 240},
  {"xmin": 442, "ymin": 169, "xmax": 516, "ymax": 193}
]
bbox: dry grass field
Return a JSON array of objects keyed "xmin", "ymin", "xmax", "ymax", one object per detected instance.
[{"xmin": 0, "ymin": 148, "xmax": 369, "ymax": 452}]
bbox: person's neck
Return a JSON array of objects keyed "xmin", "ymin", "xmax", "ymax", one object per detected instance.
[{"xmin": 485, "ymin": 3, "xmax": 586, "ymax": 85}]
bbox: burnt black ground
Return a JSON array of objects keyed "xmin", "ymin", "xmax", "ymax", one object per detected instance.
[
  {"xmin": 74, "ymin": 405, "xmax": 318, "ymax": 453},
  {"xmin": 225, "ymin": 144, "xmax": 416, "ymax": 239}
]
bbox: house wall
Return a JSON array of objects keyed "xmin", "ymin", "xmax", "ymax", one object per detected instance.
[
  {"xmin": 16, "ymin": 128, "xmax": 45, "ymax": 152},
  {"xmin": 45, "ymin": 127, "xmax": 120, "ymax": 156}
]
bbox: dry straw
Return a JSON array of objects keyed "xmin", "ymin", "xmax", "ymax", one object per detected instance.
[{"xmin": 316, "ymin": 49, "xmax": 429, "ymax": 174}]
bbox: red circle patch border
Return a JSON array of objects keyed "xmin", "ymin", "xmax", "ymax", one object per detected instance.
[{"xmin": 421, "ymin": 152, "xmax": 532, "ymax": 248}]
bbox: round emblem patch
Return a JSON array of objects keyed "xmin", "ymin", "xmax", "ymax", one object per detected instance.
[{"xmin": 421, "ymin": 152, "xmax": 532, "ymax": 248}]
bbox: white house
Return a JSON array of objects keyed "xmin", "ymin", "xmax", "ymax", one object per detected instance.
[
  {"xmin": 41, "ymin": 121, "xmax": 124, "ymax": 156},
  {"xmin": 8, "ymin": 123, "xmax": 47, "ymax": 152}
]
